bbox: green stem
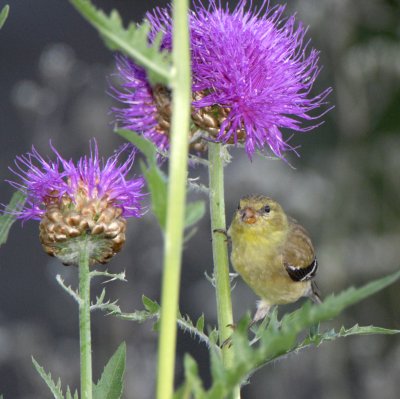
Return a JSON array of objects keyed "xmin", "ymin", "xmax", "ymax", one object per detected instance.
[
  {"xmin": 208, "ymin": 142, "xmax": 240, "ymax": 399},
  {"xmin": 79, "ymin": 237, "xmax": 93, "ymax": 399},
  {"xmin": 156, "ymin": 0, "xmax": 191, "ymax": 398}
]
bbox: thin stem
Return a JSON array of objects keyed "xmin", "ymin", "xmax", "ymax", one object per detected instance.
[
  {"xmin": 79, "ymin": 237, "xmax": 93, "ymax": 399},
  {"xmin": 208, "ymin": 142, "xmax": 240, "ymax": 399},
  {"xmin": 156, "ymin": 0, "xmax": 191, "ymax": 398}
]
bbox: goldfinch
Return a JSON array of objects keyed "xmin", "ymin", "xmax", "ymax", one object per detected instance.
[{"xmin": 228, "ymin": 194, "xmax": 321, "ymax": 322}]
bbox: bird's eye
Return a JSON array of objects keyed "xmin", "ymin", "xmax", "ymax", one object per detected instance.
[
  {"xmin": 237, "ymin": 203, "xmax": 241, "ymax": 210},
  {"xmin": 263, "ymin": 205, "xmax": 271, "ymax": 213}
]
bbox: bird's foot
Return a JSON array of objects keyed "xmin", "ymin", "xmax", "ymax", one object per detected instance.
[
  {"xmin": 212, "ymin": 228, "xmax": 231, "ymax": 243},
  {"xmin": 252, "ymin": 300, "xmax": 271, "ymax": 325}
]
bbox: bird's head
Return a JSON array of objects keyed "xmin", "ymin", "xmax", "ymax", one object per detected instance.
[{"xmin": 231, "ymin": 195, "xmax": 288, "ymax": 234}]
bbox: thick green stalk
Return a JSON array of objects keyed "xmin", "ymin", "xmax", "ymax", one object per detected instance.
[
  {"xmin": 208, "ymin": 143, "xmax": 234, "ymax": 355},
  {"xmin": 156, "ymin": 0, "xmax": 191, "ymax": 398},
  {"xmin": 208, "ymin": 142, "xmax": 240, "ymax": 399},
  {"xmin": 79, "ymin": 237, "xmax": 92, "ymax": 399}
]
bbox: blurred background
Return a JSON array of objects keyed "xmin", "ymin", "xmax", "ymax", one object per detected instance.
[{"xmin": 0, "ymin": 0, "xmax": 399, "ymax": 398}]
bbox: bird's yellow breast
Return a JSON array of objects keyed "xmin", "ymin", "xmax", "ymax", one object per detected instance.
[{"xmin": 229, "ymin": 221, "xmax": 309, "ymax": 305}]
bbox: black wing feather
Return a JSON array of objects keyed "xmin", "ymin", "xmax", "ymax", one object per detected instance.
[{"xmin": 285, "ymin": 257, "xmax": 318, "ymax": 282}]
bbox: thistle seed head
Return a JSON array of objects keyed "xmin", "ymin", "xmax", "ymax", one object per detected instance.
[{"xmin": 39, "ymin": 198, "xmax": 127, "ymax": 265}]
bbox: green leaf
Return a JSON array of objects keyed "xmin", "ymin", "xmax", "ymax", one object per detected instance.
[
  {"xmin": 285, "ymin": 268, "xmax": 400, "ymax": 329},
  {"xmin": 183, "ymin": 355, "xmax": 205, "ymax": 399},
  {"xmin": 0, "ymin": 191, "xmax": 26, "ymax": 247},
  {"xmin": 339, "ymin": 324, "xmax": 400, "ymax": 336},
  {"xmin": 202, "ymin": 269, "xmax": 400, "ymax": 398},
  {"xmin": 208, "ymin": 331, "xmax": 225, "ymax": 390},
  {"xmin": 117, "ymin": 129, "xmax": 205, "ymax": 233},
  {"xmin": 298, "ymin": 324, "xmax": 400, "ymax": 350},
  {"xmin": 117, "ymin": 129, "xmax": 158, "ymax": 164},
  {"xmin": 173, "ymin": 356, "xmax": 205, "ymax": 399},
  {"xmin": 113, "ymin": 298, "xmax": 214, "ymax": 349},
  {"xmin": 93, "ymin": 342, "xmax": 126, "ymax": 399},
  {"xmin": 116, "ymin": 129, "xmax": 168, "ymax": 230},
  {"xmin": 231, "ymin": 315, "xmax": 253, "ymax": 366},
  {"xmin": 177, "ymin": 314, "xmax": 214, "ymax": 348},
  {"xmin": 141, "ymin": 161, "xmax": 168, "ymax": 230},
  {"xmin": 114, "ymin": 309, "xmax": 157, "ymax": 323},
  {"xmin": 109, "ymin": 296, "xmax": 159, "ymax": 324},
  {"xmin": 0, "ymin": 5, "xmax": 9, "ymax": 29},
  {"xmin": 65, "ymin": 387, "xmax": 79, "ymax": 399},
  {"xmin": 185, "ymin": 201, "xmax": 206, "ymax": 229},
  {"xmin": 251, "ymin": 307, "xmax": 279, "ymax": 341},
  {"xmin": 69, "ymin": 0, "xmax": 171, "ymax": 85},
  {"xmin": 195, "ymin": 314, "xmax": 205, "ymax": 333},
  {"xmin": 32, "ymin": 357, "xmax": 65, "ymax": 399},
  {"xmin": 142, "ymin": 295, "xmax": 160, "ymax": 314}
]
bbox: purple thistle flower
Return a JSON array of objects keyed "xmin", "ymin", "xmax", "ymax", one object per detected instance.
[
  {"xmin": 112, "ymin": 0, "xmax": 331, "ymax": 159},
  {"xmin": 5, "ymin": 140, "xmax": 145, "ymax": 265},
  {"xmin": 111, "ymin": 55, "xmax": 170, "ymax": 153},
  {"xmin": 190, "ymin": 0, "xmax": 332, "ymax": 158},
  {"xmin": 7, "ymin": 140, "xmax": 145, "ymax": 221}
]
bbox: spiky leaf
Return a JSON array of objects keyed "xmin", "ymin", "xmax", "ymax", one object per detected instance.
[
  {"xmin": 208, "ymin": 331, "xmax": 225, "ymax": 390},
  {"xmin": 0, "ymin": 191, "xmax": 26, "ymax": 247},
  {"xmin": 69, "ymin": 0, "xmax": 171, "ymax": 84},
  {"xmin": 297, "ymin": 324, "xmax": 400, "ymax": 350},
  {"xmin": 32, "ymin": 357, "xmax": 65, "ymax": 399},
  {"xmin": 183, "ymin": 354, "xmax": 205, "ymax": 399},
  {"xmin": 66, "ymin": 387, "xmax": 79, "ymax": 399},
  {"xmin": 202, "ymin": 269, "xmax": 400, "ymax": 399},
  {"xmin": 142, "ymin": 295, "xmax": 160, "ymax": 314},
  {"xmin": 177, "ymin": 313, "xmax": 213, "ymax": 347},
  {"xmin": 112, "ymin": 297, "xmax": 214, "ymax": 348},
  {"xmin": 113, "ymin": 309, "xmax": 157, "ymax": 323},
  {"xmin": 196, "ymin": 314, "xmax": 205, "ymax": 333},
  {"xmin": 108, "ymin": 296, "xmax": 159, "ymax": 323},
  {"xmin": 93, "ymin": 342, "xmax": 126, "ymax": 399}
]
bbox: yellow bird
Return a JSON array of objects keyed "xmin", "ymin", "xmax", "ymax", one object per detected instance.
[{"xmin": 228, "ymin": 194, "xmax": 321, "ymax": 322}]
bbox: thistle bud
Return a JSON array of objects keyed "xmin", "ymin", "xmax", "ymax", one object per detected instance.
[{"xmin": 6, "ymin": 140, "xmax": 145, "ymax": 266}]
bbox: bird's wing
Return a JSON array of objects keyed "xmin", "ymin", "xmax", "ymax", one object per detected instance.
[{"xmin": 282, "ymin": 219, "xmax": 317, "ymax": 282}]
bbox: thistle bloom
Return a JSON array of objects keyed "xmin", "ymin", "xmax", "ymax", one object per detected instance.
[
  {"xmin": 112, "ymin": 0, "xmax": 331, "ymax": 159},
  {"xmin": 7, "ymin": 140, "xmax": 145, "ymax": 265},
  {"xmin": 112, "ymin": 56, "xmax": 170, "ymax": 153}
]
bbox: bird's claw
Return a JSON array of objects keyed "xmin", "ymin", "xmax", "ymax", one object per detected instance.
[{"xmin": 212, "ymin": 228, "xmax": 231, "ymax": 243}]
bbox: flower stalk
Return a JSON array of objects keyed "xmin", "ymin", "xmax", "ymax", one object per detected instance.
[
  {"xmin": 78, "ymin": 236, "xmax": 93, "ymax": 399},
  {"xmin": 208, "ymin": 143, "xmax": 234, "ymax": 353},
  {"xmin": 208, "ymin": 142, "xmax": 240, "ymax": 399},
  {"xmin": 156, "ymin": 0, "xmax": 191, "ymax": 398}
]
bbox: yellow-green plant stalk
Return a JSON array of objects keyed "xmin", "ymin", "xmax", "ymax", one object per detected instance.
[
  {"xmin": 156, "ymin": 0, "xmax": 191, "ymax": 399},
  {"xmin": 78, "ymin": 237, "xmax": 92, "ymax": 399},
  {"xmin": 208, "ymin": 142, "xmax": 240, "ymax": 399}
]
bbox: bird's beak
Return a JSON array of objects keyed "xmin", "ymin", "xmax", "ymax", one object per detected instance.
[{"xmin": 241, "ymin": 207, "xmax": 257, "ymax": 224}]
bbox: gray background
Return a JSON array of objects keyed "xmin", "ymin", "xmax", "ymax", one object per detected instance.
[{"xmin": 0, "ymin": 0, "xmax": 399, "ymax": 398}]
